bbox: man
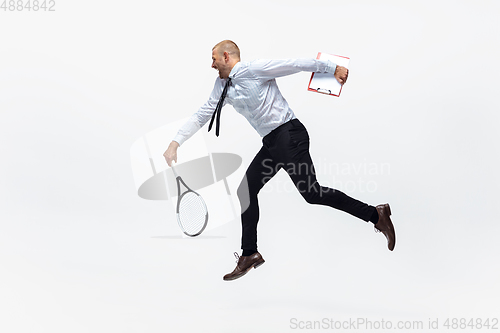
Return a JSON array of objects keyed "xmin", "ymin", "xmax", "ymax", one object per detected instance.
[{"xmin": 163, "ymin": 40, "xmax": 396, "ymax": 281}]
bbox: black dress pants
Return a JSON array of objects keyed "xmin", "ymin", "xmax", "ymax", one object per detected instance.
[{"xmin": 236, "ymin": 119, "xmax": 376, "ymax": 252}]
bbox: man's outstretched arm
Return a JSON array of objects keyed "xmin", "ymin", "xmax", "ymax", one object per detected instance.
[
  {"xmin": 249, "ymin": 58, "xmax": 348, "ymax": 84},
  {"xmin": 163, "ymin": 78, "xmax": 224, "ymax": 166}
]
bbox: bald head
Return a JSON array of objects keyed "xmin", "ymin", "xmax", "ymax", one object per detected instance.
[
  {"xmin": 212, "ymin": 40, "xmax": 240, "ymax": 60},
  {"xmin": 211, "ymin": 40, "xmax": 241, "ymax": 79}
]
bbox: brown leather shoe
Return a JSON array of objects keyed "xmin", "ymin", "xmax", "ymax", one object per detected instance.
[
  {"xmin": 223, "ymin": 252, "xmax": 265, "ymax": 281},
  {"xmin": 375, "ymin": 204, "xmax": 396, "ymax": 251}
]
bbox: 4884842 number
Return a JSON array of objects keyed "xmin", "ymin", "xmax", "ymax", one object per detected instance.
[
  {"xmin": 1, "ymin": 0, "xmax": 55, "ymax": 11},
  {"xmin": 443, "ymin": 318, "xmax": 499, "ymax": 330}
]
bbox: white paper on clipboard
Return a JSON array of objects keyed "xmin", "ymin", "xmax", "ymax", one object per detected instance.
[{"xmin": 308, "ymin": 53, "xmax": 350, "ymax": 96}]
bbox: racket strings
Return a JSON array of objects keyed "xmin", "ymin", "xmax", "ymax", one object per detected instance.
[{"xmin": 178, "ymin": 192, "xmax": 208, "ymax": 235}]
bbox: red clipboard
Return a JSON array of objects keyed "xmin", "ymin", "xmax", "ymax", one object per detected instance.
[{"xmin": 307, "ymin": 52, "xmax": 350, "ymax": 97}]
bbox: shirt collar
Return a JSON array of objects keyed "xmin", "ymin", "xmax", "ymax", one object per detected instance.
[{"xmin": 228, "ymin": 62, "xmax": 242, "ymax": 79}]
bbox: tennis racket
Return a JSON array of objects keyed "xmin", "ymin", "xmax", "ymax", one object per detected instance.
[{"xmin": 171, "ymin": 164, "xmax": 209, "ymax": 237}]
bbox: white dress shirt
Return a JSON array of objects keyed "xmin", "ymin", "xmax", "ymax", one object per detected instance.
[{"xmin": 173, "ymin": 58, "xmax": 337, "ymax": 146}]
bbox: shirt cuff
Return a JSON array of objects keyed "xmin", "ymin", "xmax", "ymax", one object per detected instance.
[
  {"xmin": 326, "ymin": 60, "xmax": 337, "ymax": 74},
  {"xmin": 172, "ymin": 134, "xmax": 186, "ymax": 147}
]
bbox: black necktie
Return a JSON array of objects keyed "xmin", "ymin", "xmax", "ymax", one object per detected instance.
[{"xmin": 208, "ymin": 78, "xmax": 231, "ymax": 137}]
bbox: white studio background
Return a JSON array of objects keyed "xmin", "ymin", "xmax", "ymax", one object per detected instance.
[{"xmin": 1, "ymin": 1, "xmax": 499, "ymax": 332}]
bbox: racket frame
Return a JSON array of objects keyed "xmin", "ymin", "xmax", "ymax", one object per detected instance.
[{"xmin": 172, "ymin": 165, "xmax": 209, "ymax": 237}]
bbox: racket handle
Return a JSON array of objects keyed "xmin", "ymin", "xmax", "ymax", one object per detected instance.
[{"xmin": 171, "ymin": 164, "xmax": 179, "ymax": 179}]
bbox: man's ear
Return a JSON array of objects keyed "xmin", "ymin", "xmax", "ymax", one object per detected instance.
[{"xmin": 223, "ymin": 51, "xmax": 230, "ymax": 62}]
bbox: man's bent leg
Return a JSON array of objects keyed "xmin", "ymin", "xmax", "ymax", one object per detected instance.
[
  {"xmin": 269, "ymin": 119, "xmax": 376, "ymax": 222},
  {"xmin": 286, "ymin": 151, "xmax": 375, "ymax": 222},
  {"xmin": 274, "ymin": 121, "xmax": 395, "ymax": 250}
]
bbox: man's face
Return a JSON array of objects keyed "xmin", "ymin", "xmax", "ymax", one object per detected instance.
[{"xmin": 211, "ymin": 48, "xmax": 229, "ymax": 79}]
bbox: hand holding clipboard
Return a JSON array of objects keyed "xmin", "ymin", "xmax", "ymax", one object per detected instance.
[{"xmin": 308, "ymin": 52, "xmax": 350, "ymax": 97}]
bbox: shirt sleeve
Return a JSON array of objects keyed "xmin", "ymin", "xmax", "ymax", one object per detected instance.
[
  {"xmin": 248, "ymin": 58, "xmax": 337, "ymax": 81},
  {"xmin": 172, "ymin": 78, "xmax": 224, "ymax": 146}
]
